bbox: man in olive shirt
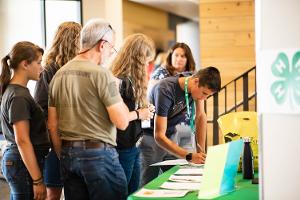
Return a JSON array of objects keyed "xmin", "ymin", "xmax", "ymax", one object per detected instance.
[{"xmin": 48, "ymin": 19, "xmax": 129, "ymax": 200}]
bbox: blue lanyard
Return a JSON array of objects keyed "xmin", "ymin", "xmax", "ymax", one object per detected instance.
[{"xmin": 184, "ymin": 77, "xmax": 195, "ymax": 134}]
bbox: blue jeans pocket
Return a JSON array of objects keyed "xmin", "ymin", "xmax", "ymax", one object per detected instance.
[{"xmin": 2, "ymin": 153, "xmax": 29, "ymax": 184}]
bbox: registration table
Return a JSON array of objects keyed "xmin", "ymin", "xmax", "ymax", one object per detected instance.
[{"xmin": 128, "ymin": 166, "xmax": 258, "ymax": 200}]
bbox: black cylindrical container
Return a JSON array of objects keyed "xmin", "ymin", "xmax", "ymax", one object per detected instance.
[{"xmin": 242, "ymin": 137, "xmax": 254, "ymax": 179}]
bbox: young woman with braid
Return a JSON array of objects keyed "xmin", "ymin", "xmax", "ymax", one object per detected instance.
[
  {"xmin": 111, "ymin": 33, "xmax": 155, "ymax": 195},
  {"xmin": 0, "ymin": 41, "xmax": 49, "ymax": 200},
  {"xmin": 34, "ymin": 21, "xmax": 82, "ymax": 200}
]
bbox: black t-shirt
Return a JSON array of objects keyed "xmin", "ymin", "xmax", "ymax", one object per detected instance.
[
  {"xmin": 116, "ymin": 77, "xmax": 142, "ymax": 149},
  {"xmin": 34, "ymin": 63, "xmax": 59, "ymax": 118},
  {"xmin": 144, "ymin": 76, "xmax": 193, "ymax": 138},
  {"xmin": 0, "ymin": 84, "xmax": 50, "ymax": 147}
]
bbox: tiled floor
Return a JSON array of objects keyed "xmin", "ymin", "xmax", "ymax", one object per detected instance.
[{"xmin": 0, "ymin": 178, "xmax": 10, "ymax": 200}]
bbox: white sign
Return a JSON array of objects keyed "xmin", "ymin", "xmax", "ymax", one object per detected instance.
[{"xmin": 257, "ymin": 49, "xmax": 300, "ymax": 113}]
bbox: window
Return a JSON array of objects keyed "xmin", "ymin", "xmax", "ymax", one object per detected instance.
[
  {"xmin": 45, "ymin": 0, "xmax": 81, "ymax": 47},
  {"xmin": 0, "ymin": 0, "xmax": 82, "ymax": 95}
]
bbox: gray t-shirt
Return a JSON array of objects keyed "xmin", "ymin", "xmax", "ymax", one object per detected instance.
[
  {"xmin": 49, "ymin": 60, "xmax": 122, "ymax": 146},
  {"xmin": 0, "ymin": 84, "xmax": 49, "ymax": 147}
]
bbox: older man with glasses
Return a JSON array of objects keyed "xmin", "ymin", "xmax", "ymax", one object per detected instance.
[{"xmin": 48, "ymin": 18, "xmax": 130, "ymax": 200}]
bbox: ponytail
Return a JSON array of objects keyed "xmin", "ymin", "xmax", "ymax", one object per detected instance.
[
  {"xmin": 0, "ymin": 55, "xmax": 12, "ymax": 96},
  {"xmin": 0, "ymin": 41, "xmax": 44, "ymax": 96}
]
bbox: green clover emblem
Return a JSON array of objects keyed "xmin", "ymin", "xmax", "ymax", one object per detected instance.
[{"xmin": 271, "ymin": 51, "xmax": 300, "ymax": 106}]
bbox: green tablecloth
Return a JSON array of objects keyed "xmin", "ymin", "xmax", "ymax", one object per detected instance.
[{"xmin": 128, "ymin": 166, "xmax": 258, "ymax": 200}]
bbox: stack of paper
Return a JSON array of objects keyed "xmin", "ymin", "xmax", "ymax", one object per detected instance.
[
  {"xmin": 174, "ymin": 168, "xmax": 204, "ymax": 175},
  {"xmin": 134, "ymin": 188, "xmax": 189, "ymax": 198},
  {"xmin": 169, "ymin": 174, "xmax": 203, "ymax": 183},
  {"xmin": 157, "ymin": 167, "xmax": 203, "ymax": 190},
  {"xmin": 150, "ymin": 159, "xmax": 189, "ymax": 166},
  {"xmin": 160, "ymin": 181, "xmax": 201, "ymax": 190}
]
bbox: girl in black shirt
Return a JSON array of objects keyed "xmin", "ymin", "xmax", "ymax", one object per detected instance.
[{"xmin": 0, "ymin": 41, "xmax": 49, "ymax": 200}]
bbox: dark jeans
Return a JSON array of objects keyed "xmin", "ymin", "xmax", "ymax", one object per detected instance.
[
  {"xmin": 1, "ymin": 147, "xmax": 48, "ymax": 200},
  {"xmin": 61, "ymin": 146, "xmax": 127, "ymax": 200},
  {"xmin": 117, "ymin": 146, "xmax": 140, "ymax": 195}
]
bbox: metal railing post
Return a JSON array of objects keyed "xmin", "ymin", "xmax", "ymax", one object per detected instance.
[
  {"xmin": 243, "ymin": 73, "xmax": 249, "ymax": 111},
  {"xmin": 213, "ymin": 92, "xmax": 219, "ymax": 145}
]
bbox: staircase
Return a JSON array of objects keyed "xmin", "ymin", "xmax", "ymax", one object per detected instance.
[{"xmin": 204, "ymin": 66, "xmax": 256, "ymax": 146}]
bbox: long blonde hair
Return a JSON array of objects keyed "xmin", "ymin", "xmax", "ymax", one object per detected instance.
[
  {"xmin": 44, "ymin": 21, "xmax": 82, "ymax": 68},
  {"xmin": 111, "ymin": 33, "xmax": 155, "ymax": 107}
]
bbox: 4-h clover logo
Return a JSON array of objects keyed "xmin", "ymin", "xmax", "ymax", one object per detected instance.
[{"xmin": 271, "ymin": 51, "xmax": 300, "ymax": 107}]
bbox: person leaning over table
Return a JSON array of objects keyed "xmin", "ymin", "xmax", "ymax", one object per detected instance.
[
  {"xmin": 47, "ymin": 18, "xmax": 130, "ymax": 200},
  {"xmin": 0, "ymin": 41, "xmax": 49, "ymax": 200},
  {"xmin": 140, "ymin": 66, "xmax": 221, "ymax": 186}
]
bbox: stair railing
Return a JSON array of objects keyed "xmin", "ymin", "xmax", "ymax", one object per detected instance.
[{"xmin": 204, "ymin": 66, "xmax": 256, "ymax": 145}]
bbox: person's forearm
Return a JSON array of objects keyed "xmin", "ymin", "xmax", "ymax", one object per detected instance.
[
  {"xmin": 51, "ymin": 132, "xmax": 61, "ymax": 158},
  {"xmin": 49, "ymin": 125, "xmax": 61, "ymax": 158},
  {"xmin": 154, "ymin": 133, "xmax": 188, "ymax": 159},
  {"xmin": 195, "ymin": 114, "xmax": 207, "ymax": 153},
  {"xmin": 154, "ymin": 115, "xmax": 189, "ymax": 158},
  {"xmin": 129, "ymin": 110, "xmax": 138, "ymax": 121},
  {"xmin": 48, "ymin": 107, "xmax": 61, "ymax": 157},
  {"xmin": 17, "ymin": 140, "xmax": 42, "ymax": 180}
]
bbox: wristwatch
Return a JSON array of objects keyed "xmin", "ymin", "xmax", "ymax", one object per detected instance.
[{"xmin": 185, "ymin": 153, "xmax": 193, "ymax": 161}]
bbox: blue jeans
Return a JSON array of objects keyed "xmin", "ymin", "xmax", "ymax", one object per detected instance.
[
  {"xmin": 61, "ymin": 146, "xmax": 127, "ymax": 200},
  {"xmin": 1, "ymin": 147, "xmax": 48, "ymax": 200},
  {"xmin": 117, "ymin": 146, "xmax": 140, "ymax": 195},
  {"xmin": 43, "ymin": 149, "xmax": 63, "ymax": 187}
]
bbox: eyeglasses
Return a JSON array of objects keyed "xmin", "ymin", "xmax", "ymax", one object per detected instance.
[
  {"xmin": 102, "ymin": 40, "xmax": 118, "ymax": 54},
  {"xmin": 78, "ymin": 24, "xmax": 117, "ymax": 54}
]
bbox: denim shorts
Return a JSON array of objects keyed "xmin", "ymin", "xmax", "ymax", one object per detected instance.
[
  {"xmin": 43, "ymin": 149, "xmax": 63, "ymax": 187},
  {"xmin": 1, "ymin": 147, "xmax": 48, "ymax": 199}
]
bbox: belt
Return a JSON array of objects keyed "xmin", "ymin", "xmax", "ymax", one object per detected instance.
[{"xmin": 61, "ymin": 140, "xmax": 114, "ymax": 149}]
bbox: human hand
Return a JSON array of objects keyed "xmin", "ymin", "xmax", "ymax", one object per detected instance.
[
  {"xmin": 138, "ymin": 107, "xmax": 154, "ymax": 120},
  {"xmin": 148, "ymin": 104, "xmax": 155, "ymax": 113},
  {"xmin": 33, "ymin": 183, "xmax": 46, "ymax": 200},
  {"xmin": 191, "ymin": 152, "xmax": 206, "ymax": 164}
]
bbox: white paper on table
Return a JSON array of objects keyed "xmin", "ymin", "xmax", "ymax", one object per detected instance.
[
  {"xmin": 189, "ymin": 163, "xmax": 204, "ymax": 167},
  {"xmin": 150, "ymin": 159, "xmax": 189, "ymax": 166},
  {"xmin": 174, "ymin": 168, "xmax": 204, "ymax": 175},
  {"xmin": 169, "ymin": 174, "xmax": 203, "ymax": 183},
  {"xmin": 160, "ymin": 181, "xmax": 201, "ymax": 190},
  {"xmin": 133, "ymin": 188, "xmax": 189, "ymax": 198}
]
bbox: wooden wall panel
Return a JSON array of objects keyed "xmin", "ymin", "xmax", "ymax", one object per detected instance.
[
  {"xmin": 199, "ymin": 0, "xmax": 255, "ymax": 145},
  {"xmin": 123, "ymin": 0, "xmax": 168, "ymax": 30},
  {"xmin": 122, "ymin": 0, "xmax": 173, "ymax": 49},
  {"xmin": 200, "ymin": 0, "xmax": 252, "ymax": 3},
  {"xmin": 199, "ymin": 0, "xmax": 255, "ymax": 86},
  {"xmin": 200, "ymin": 16, "xmax": 254, "ymax": 33},
  {"xmin": 200, "ymin": 1, "xmax": 254, "ymax": 18},
  {"xmin": 201, "ymin": 32, "xmax": 255, "ymax": 47}
]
